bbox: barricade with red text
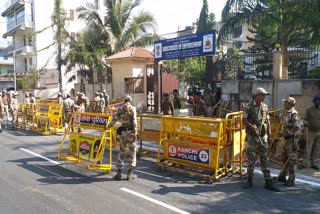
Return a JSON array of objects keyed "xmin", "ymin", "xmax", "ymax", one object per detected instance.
[{"xmin": 58, "ymin": 112, "xmax": 113, "ymax": 172}]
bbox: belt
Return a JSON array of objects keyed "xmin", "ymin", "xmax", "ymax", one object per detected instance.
[{"xmin": 121, "ymin": 127, "xmax": 133, "ymax": 131}]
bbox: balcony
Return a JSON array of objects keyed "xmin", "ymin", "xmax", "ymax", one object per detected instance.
[
  {"xmin": 3, "ymin": 15, "xmax": 33, "ymax": 38},
  {"xmin": 15, "ymin": 46, "xmax": 34, "ymax": 56},
  {"xmin": 1, "ymin": 0, "xmax": 30, "ymax": 17}
]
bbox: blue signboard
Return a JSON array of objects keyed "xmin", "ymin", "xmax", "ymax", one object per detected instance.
[{"xmin": 154, "ymin": 30, "xmax": 216, "ymax": 60}]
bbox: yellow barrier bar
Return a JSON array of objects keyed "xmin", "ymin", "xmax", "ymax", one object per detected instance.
[
  {"xmin": 157, "ymin": 116, "xmax": 226, "ymax": 183},
  {"xmin": 58, "ymin": 112, "xmax": 113, "ymax": 173}
]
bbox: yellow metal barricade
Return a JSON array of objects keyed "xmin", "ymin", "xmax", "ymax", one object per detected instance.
[
  {"xmin": 32, "ymin": 103, "xmax": 51, "ymax": 135},
  {"xmin": 24, "ymin": 104, "xmax": 36, "ymax": 129},
  {"xmin": 48, "ymin": 103, "xmax": 64, "ymax": 134},
  {"xmin": 224, "ymin": 111, "xmax": 246, "ymax": 176},
  {"xmin": 157, "ymin": 116, "xmax": 226, "ymax": 183},
  {"xmin": 16, "ymin": 103, "xmax": 26, "ymax": 128},
  {"xmin": 137, "ymin": 113, "xmax": 163, "ymax": 158},
  {"xmin": 58, "ymin": 112, "xmax": 113, "ymax": 172}
]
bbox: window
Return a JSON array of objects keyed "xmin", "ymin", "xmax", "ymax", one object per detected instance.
[
  {"xmin": 29, "ymin": 58, "xmax": 32, "ymax": 66},
  {"xmin": 125, "ymin": 77, "xmax": 144, "ymax": 93},
  {"xmin": 69, "ymin": 9, "xmax": 74, "ymax": 21},
  {"xmin": 16, "ymin": 8, "xmax": 25, "ymax": 26}
]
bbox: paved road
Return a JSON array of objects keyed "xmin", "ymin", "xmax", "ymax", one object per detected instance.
[{"xmin": 0, "ymin": 127, "xmax": 320, "ymax": 214}]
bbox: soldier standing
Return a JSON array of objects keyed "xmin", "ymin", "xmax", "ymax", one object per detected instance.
[
  {"xmin": 193, "ymin": 91, "xmax": 207, "ymax": 117},
  {"xmin": 204, "ymin": 89, "xmax": 216, "ymax": 117},
  {"xmin": 74, "ymin": 93, "xmax": 86, "ymax": 113},
  {"xmin": 302, "ymin": 95, "xmax": 320, "ymax": 170},
  {"xmin": 63, "ymin": 93, "xmax": 74, "ymax": 129},
  {"xmin": 2, "ymin": 90, "xmax": 9, "ymax": 126},
  {"xmin": 276, "ymin": 97, "xmax": 301, "ymax": 186},
  {"xmin": 161, "ymin": 93, "xmax": 174, "ymax": 115},
  {"xmin": 23, "ymin": 93, "xmax": 30, "ymax": 104},
  {"xmin": 10, "ymin": 92, "xmax": 19, "ymax": 130},
  {"xmin": 172, "ymin": 89, "xmax": 181, "ymax": 116},
  {"xmin": 93, "ymin": 91, "xmax": 101, "ymax": 113},
  {"xmin": 103, "ymin": 89, "xmax": 110, "ymax": 108},
  {"xmin": 0, "ymin": 94, "xmax": 4, "ymax": 133},
  {"xmin": 30, "ymin": 93, "xmax": 36, "ymax": 104},
  {"xmin": 99, "ymin": 92, "xmax": 106, "ymax": 114},
  {"xmin": 242, "ymin": 87, "xmax": 279, "ymax": 191},
  {"xmin": 106, "ymin": 95, "xmax": 138, "ymax": 181},
  {"xmin": 57, "ymin": 92, "xmax": 63, "ymax": 104}
]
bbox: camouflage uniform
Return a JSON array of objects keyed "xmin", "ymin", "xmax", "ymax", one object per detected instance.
[
  {"xmin": 63, "ymin": 95, "xmax": 74, "ymax": 128},
  {"xmin": 2, "ymin": 92, "xmax": 9, "ymax": 122},
  {"xmin": 10, "ymin": 93, "xmax": 19, "ymax": 130},
  {"xmin": 277, "ymin": 98, "xmax": 301, "ymax": 185},
  {"xmin": 172, "ymin": 93, "xmax": 181, "ymax": 116},
  {"xmin": 94, "ymin": 93, "xmax": 101, "ymax": 113},
  {"xmin": 161, "ymin": 94, "xmax": 174, "ymax": 115},
  {"xmin": 107, "ymin": 96, "xmax": 137, "ymax": 180},
  {"xmin": 0, "ymin": 96, "xmax": 4, "ymax": 132},
  {"xmin": 193, "ymin": 95, "xmax": 207, "ymax": 117}
]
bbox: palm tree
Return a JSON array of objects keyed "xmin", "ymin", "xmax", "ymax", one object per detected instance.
[
  {"xmin": 77, "ymin": 0, "xmax": 158, "ymax": 54},
  {"xmin": 218, "ymin": 0, "xmax": 320, "ymax": 72}
]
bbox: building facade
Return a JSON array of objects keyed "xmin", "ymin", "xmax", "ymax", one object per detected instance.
[{"xmin": 1, "ymin": 0, "xmax": 106, "ymax": 94}]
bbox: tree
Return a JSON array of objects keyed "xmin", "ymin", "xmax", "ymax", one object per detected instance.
[
  {"xmin": 17, "ymin": 69, "xmax": 39, "ymax": 90},
  {"xmin": 218, "ymin": 0, "xmax": 320, "ymax": 72},
  {"xmin": 51, "ymin": 0, "xmax": 69, "ymax": 92},
  {"xmin": 196, "ymin": 0, "xmax": 216, "ymax": 33},
  {"xmin": 77, "ymin": 0, "xmax": 158, "ymax": 55}
]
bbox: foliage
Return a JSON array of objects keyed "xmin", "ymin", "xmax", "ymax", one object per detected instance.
[
  {"xmin": 17, "ymin": 69, "xmax": 39, "ymax": 90},
  {"xmin": 308, "ymin": 66, "xmax": 320, "ymax": 79},
  {"xmin": 216, "ymin": 48, "xmax": 244, "ymax": 80},
  {"xmin": 197, "ymin": 0, "xmax": 216, "ymax": 33},
  {"xmin": 219, "ymin": 0, "xmax": 320, "ymax": 69}
]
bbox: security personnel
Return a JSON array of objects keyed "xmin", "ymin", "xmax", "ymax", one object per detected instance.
[
  {"xmin": 193, "ymin": 91, "xmax": 207, "ymax": 117},
  {"xmin": 242, "ymin": 87, "xmax": 279, "ymax": 191},
  {"xmin": 74, "ymin": 93, "xmax": 86, "ymax": 113},
  {"xmin": 93, "ymin": 91, "xmax": 101, "ymax": 113},
  {"xmin": 204, "ymin": 88, "xmax": 216, "ymax": 117},
  {"xmin": 10, "ymin": 92, "xmax": 19, "ymax": 130},
  {"xmin": 106, "ymin": 95, "xmax": 138, "ymax": 181},
  {"xmin": 172, "ymin": 89, "xmax": 181, "ymax": 116},
  {"xmin": 57, "ymin": 92, "xmax": 63, "ymax": 104},
  {"xmin": 63, "ymin": 93, "xmax": 74, "ymax": 129},
  {"xmin": 30, "ymin": 93, "xmax": 36, "ymax": 104},
  {"xmin": 23, "ymin": 92, "xmax": 30, "ymax": 104},
  {"xmin": 103, "ymin": 89, "xmax": 110, "ymax": 108},
  {"xmin": 0, "ymin": 94, "xmax": 4, "ymax": 133},
  {"xmin": 161, "ymin": 93, "xmax": 174, "ymax": 115},
  {"xmin": 99, "ymin": 92, "xmax": 106, "ymax": 114},
  {"xmin": 276, "ymin": 97, "xmax": 301, "ymax": 186},
  {"xmin": 2, "ymin": 90, "xmax": 9, "ymax": 123}
]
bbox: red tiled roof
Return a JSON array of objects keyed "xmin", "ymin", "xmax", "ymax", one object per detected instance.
[{"xmin": 106, "ymin": 47, "xmax": 154, "ymax": 61}]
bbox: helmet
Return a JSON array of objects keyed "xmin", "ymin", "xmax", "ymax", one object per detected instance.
[{"xmin": 124, "ymin": 95, "xmax": 132, "ymax": 102}]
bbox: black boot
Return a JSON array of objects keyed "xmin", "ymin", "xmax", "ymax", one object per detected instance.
[
  {"xmin": 242, "ymin": 175, "xmax": 253, "ymax": 189},
  {"xmin": 265, "ymin": 178, "xmax": 280, "ymax": 192},
  {"xmin": 274, "ymin": 175, "xmax": 286, "ymax": 183},
  {"xmin": 113, "ymin": 169, "xmax": 122, "ymax": 180},
  {"xmin": 127, "ymin": 167, "xmax": 137, "ymax": 181}
]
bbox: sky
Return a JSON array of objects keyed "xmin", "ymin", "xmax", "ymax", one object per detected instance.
[{"xmin": 139, "ymin": 0, "xmax": 227, "ymax": 37}]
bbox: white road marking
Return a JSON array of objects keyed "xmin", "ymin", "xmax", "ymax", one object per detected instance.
[
  {"xmin": 19, "ymin": 148, "xmax": 60, "ymax": 165},
  {"xmin": 121, "ymin": 187, "xmax": 190, "ymax": 214},
  {"xmin": 135, "ymin": 169, "xmax": 171, "ymax": 180},
  {"xmin": 16, "ymin": 131, "xmax": 27, "ymax": 135}
]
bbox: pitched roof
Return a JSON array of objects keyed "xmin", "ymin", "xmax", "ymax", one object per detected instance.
[{"xmin": 106, "ymin": 47, "xmax": 154, "ymax": 61}]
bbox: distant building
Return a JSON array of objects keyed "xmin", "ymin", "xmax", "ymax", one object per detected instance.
[{"xmin": 1, "ymin": 0, "xmax": 106, "ymax": 93}]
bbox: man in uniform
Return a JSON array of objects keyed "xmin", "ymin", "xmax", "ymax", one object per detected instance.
[
  {"xmin": 10, "ymin": 92, "xmax": 19, "ymax": 130},
  {"xmin": 30, "ymin": 93, "xmax": 36, "ymax": 104},
  {"xmin": 106, "ymin": 95, "xmax": 138, "ymax": 181},
  {"xmin": 242, "ymin": 87, "xmax": 279, "ymax": 191},
  {"xmin": 99, "ymin": 92, "xmax": 106, "ymax": 114},
  {"xmin": 57, "ymin": 92, "xmax": 63, "ymax": 104},
  {"xmin": 103, "ymin": 89, "xmax": 110, "ymax": 108},
  {"xmin": 204, "ymin": 88, "xmax": 216, "ymax": 117},
  {"xmin": 193, "ymin": 91, "xmax": 207, "ymax": 117},
  {"xmin": 276, "ymin": 97, "xmax": 301, "ymax": 186},
  {"xmin": 74, "ymin": 93, "xmax": 86, "ymax": 113},
  {"xmin": 23, "ymin": 92, "xmax": 30, "ymax": 104},
  {"xmin": 2, "ymin": 90, "xmax": 9, "ymax": 127},
  {"xmin": 0, "ymin": 92, "xmax": 4, "ymax": 133},
  {"xmin": 161, "ymin": 93, "xmax": 174, "ymax": 115},
  {"xmin": 63, "ymin": 93, "xmax": 74, "ymax": 129},
  {"xmin": 302, "ymin": 95, "xmax": 320, "ymax": 170},
  {"xmin": 94, "ymin": 91, "xmax": 101, "ymax": 113},
  {"xmin": 172, "ymin": 89, "xmax": 181, "ymax": 116}
]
